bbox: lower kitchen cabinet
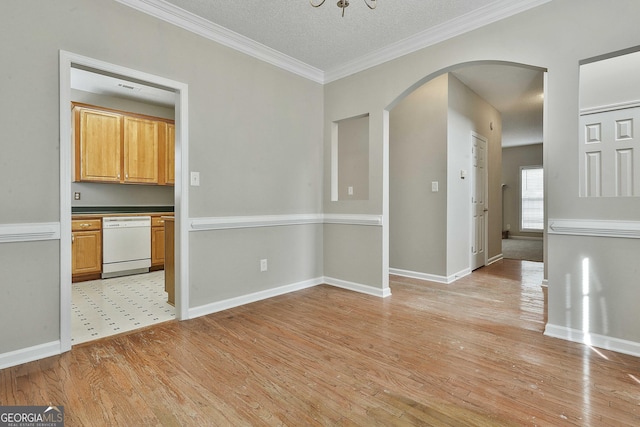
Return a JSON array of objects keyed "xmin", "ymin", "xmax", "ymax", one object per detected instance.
[
  {"xmin": 164, "ymin": 217, "xmax": 175, "ymax": 306},
  {"xmin": 72, "ymin": 218, "xmax": 102, "ymax": 282},
  {"xmin": 151, "ymin": 215, "xmax": 167, "ymax": 270},
  {"xmin": 72, "ymin": 213, "xmax": 172, "ymax": 281}
]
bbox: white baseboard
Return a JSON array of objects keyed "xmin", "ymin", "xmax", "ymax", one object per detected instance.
[
  {"xmin": 487, "ymin": 254, "xmax": 503, "ymax": 265},
  {"xmin": 0, "ymin": 341, "xmax": 61, "ymax": 370},
  {"xmin": 188, "ymin": 277, "xmax": 323, "ymax": 319},
  {"xmin": 189, "ymin": 275, "xmax": 391, "ymax": 319},
  {"xmin": 544, "ymin": 324, "xmax": 640, "ymax": 358},
  {"xmin": 389, "ymin": 267, "xmax": 470, "ymax": 284},
  {"xmin": 323, "ymin": 276, "xmax": 391, "ymax": 298},
  {"xmin": 2, "ymin": 275, "xmax": 390, "ymax": 369},
  {"xmin": 506, "ymin": 235, "xmax": 543, "ymax": 241}
]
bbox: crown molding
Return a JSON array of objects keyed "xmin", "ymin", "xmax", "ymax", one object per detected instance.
[
  {"xmin": 324, "ymin": 0, "xmax": 552, "ymax": 82},
  {"xmin": 115, "ymin": 0, "xmax": 550, "ymax": 85},
  {"xmin": 113, "ymin": 0, "xmax": 324, "ymax": 83}
]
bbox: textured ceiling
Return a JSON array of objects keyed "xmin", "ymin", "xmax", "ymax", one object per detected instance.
[
  {"xmin": 163, "ymin": 0, "xmax": 499, "ymax": 71},
  {"xmin": 100, "ymin": 0, "xmax": 548, "ymax": 146},
  {"xmin": 452, "ymin": 64, "xmax": 544, "ymax": 147}
]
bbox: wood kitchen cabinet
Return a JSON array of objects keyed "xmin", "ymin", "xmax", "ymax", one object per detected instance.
[
  {"xmin": 72, "ymin": 218, "xmax": 102, "ymax": 282},
  {"xmin": 73, "ymin": 107, "xmax": 122, "ymax": 182},
  {"xmin": 150, "ymin": 215, "xmax": 167, "ymax": 269},
  {"xmin": 72, "ymin": 103, "xmax": 173, "ymax": 186},
  {"xmin": 164, "ymin": 216, "xmax": 175, "ymax": 306},
  {"xmin": 165, "ymin": 123, "xmax": 175, "ymax": 185},
  {"xmin": 123, "ymin": 116, "xmax": 159, "ymax": 184},
  {"xmin": 158, "ymin": 122, "xmax": 175, "ymax": 186}
]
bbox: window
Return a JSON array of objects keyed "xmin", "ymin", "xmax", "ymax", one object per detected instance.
[{"xmin": 521, "ymin": 166, "xmax": 544, "ymax": 231}]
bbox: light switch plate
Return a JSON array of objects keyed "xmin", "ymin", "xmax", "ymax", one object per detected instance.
[
  {"xmin": 190, "ymin": 171, "xmax": 200, "ymax": 186},
  {"xmin": 431, "ymin": 181, "xmax": 438, "ymax": 192},
  {"xmin": 348, "ymin": 186, "xmax": 353, "ymax": 196}
]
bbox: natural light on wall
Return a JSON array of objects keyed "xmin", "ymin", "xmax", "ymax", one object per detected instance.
[
  {"xmin": 521, "ymin": 166, "xmax": 544, "ymax": 231},
  {"xmin": 582, "ymin": 257, "xmax": 591, "ymax": 346}
]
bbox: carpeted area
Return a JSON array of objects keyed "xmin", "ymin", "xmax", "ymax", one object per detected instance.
[{"xmin": 502, "ymin": 238, "xmax": 543, "ymax": 262}]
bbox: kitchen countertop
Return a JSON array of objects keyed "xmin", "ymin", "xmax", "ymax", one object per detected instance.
[
  {"xmin": 72, "ymin": 206, "xmax": 174, "ymax": 215},
  {"xmin": 72, "ymin": 212, "xmax": 174, "ymax": 219}
]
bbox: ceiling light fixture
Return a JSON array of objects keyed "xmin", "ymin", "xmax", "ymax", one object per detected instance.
[{"xmin": 310, "ymin": 0, "xmax": 377, "ymax": 17}]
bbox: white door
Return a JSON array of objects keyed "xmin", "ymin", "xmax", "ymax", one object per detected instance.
[
  {"xmin": 471, "ymin": 134, "xmax": 488, "ymax": 271},
  {"xmin": 579, "ymin": 106, "xmax": 640, "ymax": 197}
]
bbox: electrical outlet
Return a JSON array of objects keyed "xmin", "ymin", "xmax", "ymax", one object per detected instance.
[
  {"xmin": 260, "ymin": 259, "xmax": 268, "ymax": 272},
  {"xmin": 506, "ymin": 224, "xmax": 511, "ymax": 231},
  {"xmin": 74, "ymin": 192, "xmax": 81, "ymax": 200},
  {"xmin": 348, "ymin": 186, "xmax": 353, "ymax": 196},
  {"xmin": 431, "ymin": 181, "xmax": 438, "ymax": 192}
]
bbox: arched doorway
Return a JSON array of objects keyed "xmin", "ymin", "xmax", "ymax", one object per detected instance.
[{"xmin": 385, "ymin": 61, "xmax": 546, "ymax": 285}]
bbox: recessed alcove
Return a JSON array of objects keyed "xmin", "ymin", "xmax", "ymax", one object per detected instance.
[{"xmin": 331, "ymin": 114, "xmax": 370, "ymax": 201}]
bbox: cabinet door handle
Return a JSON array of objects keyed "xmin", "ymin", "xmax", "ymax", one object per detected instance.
[
  {"xmin": 81, "ymin": 223, "xmax": 91, "ymax": 227},
  {"xmin": 72, "ymin": 234, "xmax": 75, "ymax": 243}
]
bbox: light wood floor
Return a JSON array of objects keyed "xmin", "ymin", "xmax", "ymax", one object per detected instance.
[{"xmin": 2, "ymin": 260, "xmax": 639, "ymax": 426}]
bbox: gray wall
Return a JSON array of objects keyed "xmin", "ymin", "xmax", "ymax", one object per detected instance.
[
  {"xmin": 389, "ymin": 73, "xmax": 501, "ymax": 279},
  {"xmin": 70, "ymin": 89, "xmax": 175, "ymax": 208},
  {"xmin": 502, "ymin": 144, "xmax": 543, "ymax": 239},
  {"xmin": 389, "ymin": 74, "xmax": 448, "ymax": 276},
  {"xmin": 447, "ymin": 74, "xmax": 502, "ymax": 271},
  {"xmin": 580, "ymin": 51, "xmax": 640, "ymax": 110},
  {"xmin": 190, "ymin": 225, "xmax": 323, "ymax": 306},
  {"xmin": 0, "ymin": 0, "xmax": 323, "ymax": 355},
  {"xmin": 71, "ymin": 182, "xmax": 174, "ymax": 208},
  {"xmin": 323, "ymin": 0, "xmax": 640, "ymax": 347},
  {"xmin": 0, "ymin": 242, "xmax": 59, "ymax": 351},
  {"xmin": 337, "ymin": 115, "xmax": 369, "ymax": 201},
  {"xmin": 4, "ymin": 0, "xmax": 640, "ymax": 359}
]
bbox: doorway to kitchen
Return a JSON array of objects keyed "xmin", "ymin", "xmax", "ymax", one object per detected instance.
[{"xmin": 59, "ymin": 51, "xmax": 190, "ymax": 352}]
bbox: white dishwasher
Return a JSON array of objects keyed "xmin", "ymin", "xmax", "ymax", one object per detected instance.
[{"xmin": 102, "ymin": 216, "xmax": 151, "ymax": 279}]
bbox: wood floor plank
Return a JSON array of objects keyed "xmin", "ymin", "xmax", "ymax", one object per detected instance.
[{"xmin": 1, "ymin": 260, "xmax": 640, "ymax": 426}]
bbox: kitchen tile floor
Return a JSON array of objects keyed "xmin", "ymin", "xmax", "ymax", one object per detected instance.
[{"xmin": 72, "ymin": 271, "xmax": 175, "ymax": 345}]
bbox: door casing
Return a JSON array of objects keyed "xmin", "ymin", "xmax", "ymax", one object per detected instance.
[{"xmin": 59, "ymin": 51, "xmax": 190, "ymax": 351}]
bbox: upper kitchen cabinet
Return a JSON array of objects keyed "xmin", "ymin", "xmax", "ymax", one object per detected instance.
[
  {"xmin": 72, "ymin": 103, "xmax": 174, "ymax": 186},
  {"xmin": 123, "ymin": 116, "xmax": 159, "ymax": 184},
  {"xmin": 166, "ymin": 123, "xmax": 175, "ymax": 185},
  {"xmin": 157, "ymin": 122, "xmax": 175, "ymax": 186},
  {"xmin": 74, "ymin": 107, "xmax": 122, "ymax": 182}
]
